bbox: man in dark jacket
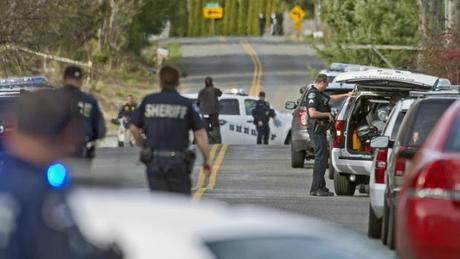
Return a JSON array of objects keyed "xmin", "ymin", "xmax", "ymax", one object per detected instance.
[
  {"xmin": 197, "ymin": 77, "xmax": 222, "ymax": 144},
  {"xmin": 252, "ymin": 91, "xmax": 275, "ymax": 144}
]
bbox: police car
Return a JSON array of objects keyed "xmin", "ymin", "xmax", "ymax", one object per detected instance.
[
  {"xmin": 183, "ymin": 92, "xmax": 292, "ymax": 145},
  {"xmin": 69, "ymin": 189, "xmax": 392, "ymax": 259},
  {"xmin": 0, "ymin": 76, "xmax": 51, "ymax": 139}
]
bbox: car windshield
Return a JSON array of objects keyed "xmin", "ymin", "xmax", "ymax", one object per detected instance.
[
  {"xmin": 207, "ymin": 237, "xmax": 361, "ymax": 259},
  {"xmin": 444, "ymin": 111, "xmax": 460, "ymax": 152},
  {"xmin": 402, "ymin": 99, "xmax": 456, "ymax": 147}
]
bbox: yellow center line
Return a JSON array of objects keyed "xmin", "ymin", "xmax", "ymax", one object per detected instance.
[
  {"xmin": 193, "ymin": 144, "xmax": 220, "ymax": 191},
  {"xmin": 193, "ymin": 144, "xmax": 229, "ymax": 201},
  {"xmin": 241, "ymin": 42, "xmax": 263, "ymax": 96}
]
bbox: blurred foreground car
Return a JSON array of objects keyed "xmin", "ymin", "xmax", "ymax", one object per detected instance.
[
  {"xmin": 69, "ymin": 189, "xmax": 392, "ymax": 259},
  {"xmin": 396, "ymin": 100, "xmax": 460, "ymax": 259}
]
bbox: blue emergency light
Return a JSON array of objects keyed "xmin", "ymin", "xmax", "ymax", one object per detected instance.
[{"xmin": 46, "ymin": 163, "xmax": 70, "ymax": 189}]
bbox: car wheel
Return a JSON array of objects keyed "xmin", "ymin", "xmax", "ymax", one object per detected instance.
[
  {"xmin": 386, "ymin": 203, "xmax": 396, "ymax": 250},
  {"xmin": 328, "ymin": 158, "xmax": 335, "ymax": 180},
  {"xmin": 381, "ymin": 195, "xmax": 389, "ymax": 245},
  {"xmin": 291, "ymin": 144, "xmax": 305, "ymax": 168},
  {"xmin": 334, "ymin": 171, "xmax": 356, "ymax": 196},
  {"xmin": 368, "ymin": 204, "xmax": 382, "ymax": 238},
  {"xmin": 118, "ymin": 141, "xmax": 124, "ymax": 147}
]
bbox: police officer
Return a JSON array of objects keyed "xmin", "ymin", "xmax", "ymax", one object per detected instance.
[
  {"xmin": 252, "ymin": 91, "xmax": 276, "ymax": 144},
  {"xmin": 0, "ymin": 89, "xmax": 122, "ymax": 259},
  {"xmin": 307, "ymin": 74, "xmax": 353, "ymax": 196},
  {"xmin": 197, "ymin": 76, "xmax": 223, "ymax": 144},
  {"xmin": 129, "ymin": 65, "xmax": 211, "ymax": 195},
  {"xmin": 118, "ymin": 95, "xmax": 137, "ymax": 121},
  {"xmin": 60, "ymin": 66, "xmax": 106, "ymax": 159}
]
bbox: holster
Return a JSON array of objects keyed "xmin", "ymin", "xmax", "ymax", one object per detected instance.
[
  {"xmin": 139, "ymin": 147, "xmax": 154, "ymax": 166},
  {"xmin": 184, "ymin": 149, "xmax": 197, "ymax": 174}
]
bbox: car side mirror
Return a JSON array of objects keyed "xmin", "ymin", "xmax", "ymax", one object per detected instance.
[
  {"xmin": 285, "ymin": 101, "xmax": 297, "ymax": 110},
  {"xmin": 398, "ymin": 148, "xmax": 418, "ymax": 160},
  {"xmin": 371, "ymin": 136, "xmax": 390, "ymax": 149}
]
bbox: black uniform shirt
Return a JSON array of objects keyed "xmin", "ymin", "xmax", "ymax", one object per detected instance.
[
  {"xmin": 60, "ymin": 85, "xmax": 106, "ymax": 142},
  {"xmin": 252, "ymin": 100, "xmax": 275, "ymax": 125},
  {"xmin": 130, "ymin": 89, "xmax": 205, "ymax": 151},
  {"xmin": 0, "ymin": 153, "xmax": 100, "ymax": 259},
  {"xmin": 306, "ymin": 86, "xmax": 331, "ymax": 131}
]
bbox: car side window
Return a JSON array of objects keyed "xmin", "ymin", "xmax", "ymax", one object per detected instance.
[
  {"xmin": 219, "ymin": 99, "xmax": 240, "ymax": 115},
  {"xmin": 390, "ymin": 112, "xmax": 406, "ymax": 140},
  {"xmin": 244, "ymin": 99, "xmax": 256, "ymax": 115}
]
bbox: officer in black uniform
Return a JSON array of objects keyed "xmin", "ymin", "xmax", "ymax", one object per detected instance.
[
  {"xmin": 59, "ymin": 66, "xmax": 106, "ymax": 159},
  {"xmin": 0, "ymin": 89, "xmax": 122, "ymax": 259},
  {"xmin": 117, "ymin": 95, "xmax": 137, "ymax": 121},
  {"xmin": 129, "ymin": 65, "xmax": 211, "ymax": 195},
  {"xmin": 252, "ymin": 91, "xmax": 276, "ymax": 144},
  {"xmin": 307, "ymin": 74, "xmax": 353, "ymax": 196}
]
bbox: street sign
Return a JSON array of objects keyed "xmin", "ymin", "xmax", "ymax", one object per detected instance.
[
  {"xmin": 289, "ymin": 5, "xmax": 306, "ymax": 23},
  {"xmin": 203, "ymin": 6, "xmax": 224, "ymax": 19},
  {"xmin": 206, "ymin": 2, "xmax": 220, "ymax": 8}
]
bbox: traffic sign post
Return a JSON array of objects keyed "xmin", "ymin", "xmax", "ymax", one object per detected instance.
[
  {"xmin": 289, "ymin": 5, "xmax": 306, "ymax": 23},
  {"xmin": 203, "ymin": 3, "xmax": 224, "ymax": 36}
]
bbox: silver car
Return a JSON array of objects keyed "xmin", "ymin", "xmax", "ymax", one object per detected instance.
[{"xmin": 330, "ymin": 69, "xmax": 441, "ymax": 196}]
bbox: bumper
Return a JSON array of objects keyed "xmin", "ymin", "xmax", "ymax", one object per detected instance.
[
  {"xmin": 397, "ymin": 195, "xmax": 460, "ymax": 259},
  {"xmin": 331, "ymin": 148, "xmax": 372, "ymax": 176},
  {"xmin": 369, "ymin": 183, "xmax": 385, "ymax": 218},
  {"xmin": 291, "ymin": 129, "xmax": 311, "ymax": 152}
]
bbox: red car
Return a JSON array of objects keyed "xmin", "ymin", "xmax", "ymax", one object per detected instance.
[{"xmin": 397, "ymin": 100, "xmax": 460, "ymax": 259}]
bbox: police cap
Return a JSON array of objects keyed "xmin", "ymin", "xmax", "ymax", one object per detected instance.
[{"xmin": 63, "ymin": 65, "xmax": 84, "ymax": 80}]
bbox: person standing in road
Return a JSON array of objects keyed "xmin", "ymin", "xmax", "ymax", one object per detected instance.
[
  {"xmin": 0, "ymin": 89, "xmax": 122, "ymax": 259},
  {"xmin": 118, "ymin": 95, "xmax": 137, "ymax": 121},
  {"xmin": 258, "ymin": 13, "xmax": 265, "ymax": 36},
  {"xmin": 252, "ymin": 91, "xmax": 276, "ymax": 145},
  {"xmin": 129, "ymin": 65, "xmax": 211, "ymax": 195},
  {"xmin": 307, "ymin": 74, "xmax": 353, "ymax": 196},
  {"xmin": 59, "ymin": 65, "xmax": 106, "ymax": 159},
  {"xmin": 197, "ymin": 76, "xmax": 223, "ymax": 144}
]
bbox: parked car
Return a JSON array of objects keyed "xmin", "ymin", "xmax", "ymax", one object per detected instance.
[
  {"xmin": 285, "ymin": 82, "xmax": 354, "ymax": 168},
  {"xmin": 367, "ymin": 98, "xmax": 414, "ymax": 238},
  {"xmin": 184, "ymin": 93, "xmax": 292, "ymax": 145},
  {"xmin": 371, "ymin": 94, "xmax": 460, "ymax": 249},
  {"xmin": 331, "ymin": 69, "xmax": 441, "ymax": 196},
  {"xmin": 69, "ymin": 189, "xmax": 392, "ymax": 259},
  {"xmin": 0, "ymin": 76, "xmax": 51, "ymax": 145},
  {"xmin": 396, "ymin": 100, "xmax": 460, "ymax": 259}
]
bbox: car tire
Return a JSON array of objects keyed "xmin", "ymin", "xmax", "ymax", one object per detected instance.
[
  {"xmin": 368, "ymin": 204, "xmax": 382, "ymax": 238},
  {"xmin": 381, "ymin": 195, "xmax": 390, "ymax": 245},
  {"xmin": 291, "ymin": 144, "xmax": 305, "ymax": 168},
  {"xmin": 334, "ymin": 171, "xmax": 356, "ymax": 196},
  {"xmin": 118, "ymin": 141, "xmax": 124, "ymax": 147},
  {"xmin": 387, "ymin": 203, "xmax": 396, "ymax": 250},
  {"xmin": 328, "ymin": 158, "xmax": 335, "ymax": 180}
]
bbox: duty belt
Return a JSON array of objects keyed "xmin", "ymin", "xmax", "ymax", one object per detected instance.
[{"xmin": 153, "ymin": 150, "xmax": 185, "ymax": 158}]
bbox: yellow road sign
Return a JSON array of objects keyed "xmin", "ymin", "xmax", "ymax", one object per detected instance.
[
  {"xmin": 294, "ymin": 22, "xmax": 302, "ymax": 32},
  {"xmin": 289, "ymin": 5, "xmax": 306, "ymax": 23},
  {"xmin": 203, "ymin": 7, "xmax": 224, "ymax": 19}
]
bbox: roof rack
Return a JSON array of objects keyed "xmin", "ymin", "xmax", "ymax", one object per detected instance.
[
  {"xmin": 0, "ymin": 76, "xmax": 50, "ymax": 89},
  {"xmin": 409, "ymin": 89, "xmax": 460, "ymax": 98}
]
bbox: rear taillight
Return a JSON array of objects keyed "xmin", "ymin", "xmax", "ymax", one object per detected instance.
[
  {"xmin": 297, "ymin": 107, "xmax": 308, "ymax": 127},
  {"xmin": 332, "ymin": 120, "xmax": 345, "ymax": 148},
  {"xmin": 375, "ymin": 148, "xmax": 388, "ymax": 184},
  {"xmin": 394, "ymin": 147, "xmax": 407, "ymax": 176},
  {"xmin": 412, "ymin": 160, "xmax": 458, "ymax": 190}
]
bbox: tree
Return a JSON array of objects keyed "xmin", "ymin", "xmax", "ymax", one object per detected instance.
[{"xmin": 318, "ymin": 0, "xmax": 419, "ymax": 69}]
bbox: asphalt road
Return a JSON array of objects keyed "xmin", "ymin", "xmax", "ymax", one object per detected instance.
[{"xmin": 89, "ymin": 38, "xmax": 394, "ymax": 257}]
